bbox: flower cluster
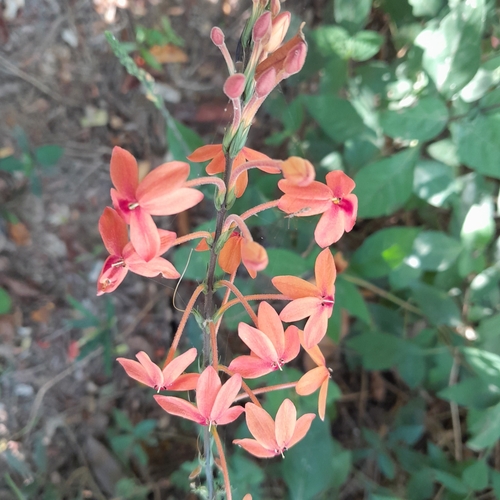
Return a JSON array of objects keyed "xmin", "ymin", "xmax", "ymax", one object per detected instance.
[{"xmin": 99, "ymin": 1, "xmax": 358, "ymax": 498}]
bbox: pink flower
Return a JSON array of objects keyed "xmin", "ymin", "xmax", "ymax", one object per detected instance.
[
  {"xmin": 154, "ymin": 366, "xmax": 244, "ymax": 427},
  {"xmin": 233, "ymin": 399, "xmax": 315, "ymax": 458},
  {"xmin": 278, "ymin": 170, "xmax": 358, "ymax": 247},
  {"xmin": 228, "ymin": 302, "xmax": 300, "ymax": 378},
  {"xmin": 97, "ymin": 207, "xmax": 179, "ymax": 295},
  {"xmin": 110, "ymin": 146, "xmax": 203, "ymax": 261},
  {"xmin": 272, "ymin": 248, "xmax": 336, "ymax": 349},
  {"xmin": 117, "ymin": 348, "xmax": 199, "ymax": 391}
]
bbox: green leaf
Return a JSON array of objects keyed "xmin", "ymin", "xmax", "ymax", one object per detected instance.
[
  {"xmin": 336, "ymin": 276, "xmax": 371, "ymax": 324},
  {"xmin": 350, "ymin": 31, "xmax": 384, "ymax": 61},
  {"xmin": 432, "ymin": 469, "xmax": 469, "ymax": 495},
  {"xmin": 410, "ymin": 283, "xmax": 462, "ymax": 327},
  {"xmin": 282, "ymin": 418, "xmax": 334, "ymax": 499},
  {"xmin": 263, "ymin": 248, "xmax": 310, "ymax": 277},
  {"xmin": 347, "ymin": 331, "xmax": 414, "ymax": 370},
  {"xmin": 304, "ymin": 94, "xmax": 366, "ymax": 143},
  {"xmin": 380, "ymin": 97, "xmax": 448, "ymax": 142},
  {"xmin": 460, "ymin": 198, "xmax": 495, "ymax": 250},
  {"xmin": 415, "ymin": 0, "xmax": 484, "ymax": 97},
  {"xmin": 166, "ymin": 118, "xmax": 203, "ymax": 169},
  {"xmin": 355, "ymin": 148, "xmax": 419, "ymax": 218},
  {"xmin": 413, "ymin": 160, "xmax": 457, "ymax": 207},
  {"xmin": 0, "ymin": 155, "xmax": 24, "ymax": 172},
  {"xmin": 408, "ymin": 0, "xmax": 444, "ymax": 17},
  {"xmin": 0, "ymin": 287, "xmax": 12, "ymax": 314},
  {"xmin": 467, "ymin": 402, "xmax": 500, "ymax": 450},
  {"xmin": 407, "ymin": 231, "xmax": 462, "ymax": 271},
  {"xmin": 113, "ymin": 408, "xmax": 134, "ymax": 432},
  {"xmin": 460, "ymin": 68, "xmax": 496, "ymax": 103},
  {"xmin": 330, "ymin": 440, "xmax": 352, "ymax": 491},
  {"xmin": 427, "ymin": 139, "xmax": 460, "ymax": 167},
  {"xmin": 133, "ymin": 419, "xmax": 156, "ymax": 439},
  {"xmin": 34, "ymin": 145, "xmax": 64, "ymax": 167},
  {"xmin": 350, "ymin": 227, "xmax": 420, "ymax": 278},
  {"xmin": 334, "ymin": 0, "xmax": 372, "ymax": 33},
  {"xmin": 463, "ymin": 347, "xmax": 500, "ymax": 388},
  {"xmin": 451, "ymin": 113, "xmax": 500, "ymax": 179},
  {"xmin": 438, "ymin": 377, "xmax": 500, "ymax": 409}
]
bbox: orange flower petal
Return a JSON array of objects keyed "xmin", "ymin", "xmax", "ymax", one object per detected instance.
[
  {"xmin": 99, "ymin": 207, "xmax": 128, "ymax": 256},
  {"xmin": 325, "ymin": 170, "xmax": 355, "ymax": 198},
  {"xmin": 241, "ymin": 240, "xmax": 268, "ymax": 277},
  {"xmin": 206, "ymin": 151, "xmax": 226, "ymax": 175},
  {"xmin": 154, "ymin": 395, "xmax": 205, "ymax": 425},
  {"xmin": 233, "ymin": 438, "xmax": 277, "ymax": 458},
  {"xmin": 218, "ymin": 234, "xmax": 242, "ymax": 274},
  {"xmin": 272, "ymin": 275, "xmax": 319, "ymax": 299},
  {"xmin": 187, "ymin": 144, "xmax": 222, "ymax": 162},
  {"xmin": 129, "ymin": 209, "xmax": 160, "ymax": 262},
  {"xmin": 244, "ymin": 403, "xmax": 276, "ymax": 451},
  {"xmin": 303, "ymin": 308, "xmax": 329, "ymax": 349},
  {"xmin": 196, "ymin": 366, "xmax": 221, "ymax": 420},
  {"xmin": 275, "ymin": 399, "xmax": 296, "ymax": 450},
  {"xmin": 238, "ymin": 323, "xmax": 278, "ymax": 362},
  {"xmin": 210, "ymin": 374, "xmax": 242, "ymax": 423},
  {"xmin": 315, "ymin": 248, "xmax": 336, "ymax": 297},
  {"xmin": 137, "ymin": 161, "xmax": 189, "ymax": 202},
  {"xmin": 162, "ymin": 347, "xmax": 197, "ymax": 384},
  {"xmin": 318, "ymin": 379, "xmax": 329, "ymax": 421},
  {"xmin": 110, "ymin": 146, "xmax": 139, "ymax": 199},
  {"xmin": 279, "ymin": 296, "xmax": 321, "ymax": 322},
  {"xmin": 296, "ymin": 366, "xmax": 328, "ymax": 396},
  {"xmin": 287, "ymin": 413, "xmax": 315, "ymax": 449},
  {"xmin": 257, "ymin": 302, "xmax": 285, "ymax": 354}
]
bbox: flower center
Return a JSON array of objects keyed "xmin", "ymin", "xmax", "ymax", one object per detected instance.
[
  {"xmin": 321, "ymin": 296, "xmax": 334, "ymax": 307},
  {"xmin": 332, "ymin": 197, "xmax": 342, "ymax": 204},
  {"xmin": 128, "ymin": 202, "xmax": 140, "ymax": 210},
  {"xmin": 111, "ymin": 259, "xmax": 126, "ymax": 268}
]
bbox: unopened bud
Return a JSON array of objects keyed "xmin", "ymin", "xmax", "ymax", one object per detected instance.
[
  {"xmin": 266, "ymin": 11, "xmax": 291, "ymax": 53},
  {"xmin": 252, "ymin": 11, "xmax": 272, "ymax": 43},
  {"xmin": 283, "ymin": 40, "xmax": 307, "ymax": 76},
  {"xmin": 281, "ymin": 157, "xmax": 315, "ymax": 187},
  {"xmin": 271, "ymin": 0, "xmax": 281, "ymax": 16},
  {"xmin": 211, "ymin": 27, "xmax": 225, "ymax": 47},
  {"xmin": 255, "ymin": 67, "xmax": 276, "ymax": 97},
  {"xmin": 223, "ymin": 73, "xmax": 246, "ymax": 99},
  {"xmin": 241, "ymin": 240, "xmax": 268, "ymax": 277}
]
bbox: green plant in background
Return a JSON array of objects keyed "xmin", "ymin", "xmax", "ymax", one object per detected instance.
[
  {"xmin": 260, "ymin": 0, "xmax": 500, "ymax": 497},
  {"xmin": 0, "ymin": 126, "xmax": 64, "ymax": 196},
  {"xmin": 66, "ymin": 295, "xmax": 116, "ymax": 376},
  {"xmin": 107, "ymin": 409, "xmax": 157, "ymax": 471}
]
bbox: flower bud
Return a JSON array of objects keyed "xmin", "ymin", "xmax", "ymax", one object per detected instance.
[
  {"xmin": 283, "ymin": 40, "xmax": 307, "ymax": 76},
  {"xmin": 281, "ymin": 157, "xmax": 315, "ymax": 187},
  {"xmin": 211, "ymin": 27, "xmax": 225, "ymax": 47},
  {"xmin": 255, "ymin": 66, "xmax": 276, "ymax": 98},
  {"xmin": 270, "ymin": 0, "xmax": 281, "ymax": 17},
  {"xmin": 252, "ymin": 11, "xmax": 272, "ymax": 43},
  {"xmin": 223, "ymin": 73, "xmax": 246, "ymax": 99},
  {"xmin": 266, "ymin": 11, "xmax": 291, "ymax": 53},
  {"xmin": 241, "ymin": 240, "xmax": 268, "ymax": 278}
]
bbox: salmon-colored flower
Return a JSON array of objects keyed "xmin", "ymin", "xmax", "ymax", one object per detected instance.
[
  {"xmin": 187, "ymin": 144, "xmax": 276, "ymax": 198},
  {"xmin": 154, "ymin": 366, "xmax": 244, "ymax": 427},
  {"xmin": 117, "ymin": 348, "xmax": 199, "ymax": 392},
  {"xmin": 272, "ymin": 248, "xmax": 336, "ymax": 349},
  {"xmin": 278, "ymin": 170, "xmax": 357, "ymax": 248},
  {"xmin": 110, "ymin": 146, "xmax": 203, "ymax": 261},
  {"xmin": 233, "ymin": 399, "xmax": 315, "ymax": 458},
  {"xmin": 97, "ymin": 207, "xmax": 179, "ymax": 295},
  {"xmin": 220, "ymin": 231, "xmax": 268, "ymax": 278},
  {"xmin": 228, "ymin": 302, "xmax": 300, "ymax": 378},
  {"xmin": 196, "ymin": 230, "xmax": 268, "ymax": 278},
  {"xmin": 296, "ymin": 333, "xmax": 331, "ymax": 421}
]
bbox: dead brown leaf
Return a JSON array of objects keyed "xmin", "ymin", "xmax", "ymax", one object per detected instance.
[
  {"xmin": 8, "ymin": 221, "xmax": 31, "ymax": 246},
  {"xmin": 149, "ymin": 44, "xmax": 188, "ymax": 64},
  {"xmin": 30, "ymin": 302, "xmax": 55, "ymax": 323},
  {"xmin": 3, "ymin": 277, "xmax": 39, "ymax": 298}
]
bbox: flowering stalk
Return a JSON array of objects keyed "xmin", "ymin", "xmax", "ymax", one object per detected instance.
[{"xmin": 98, "ymin": 3, "xmax": 360, "ymax": 498}]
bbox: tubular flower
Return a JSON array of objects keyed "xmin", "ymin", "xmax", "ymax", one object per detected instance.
[
  {"xmin": 278, "ymin": 170, "xmax": 358, "ymax": 248},
  {"xmin": 154, "ymin": 366, "xmax": 244, "ymax": 427},
  {"xmin": 117, "ymin": 348, "xmax": 199, "ymax": 392},
  {"xmin": 271, "ymin": 248, "xmax": 336, "ymax": 349},
  {"xmin": 97, "ymin": 207, "xmax": 179, "ymax": 295},
  {"xmin": 197, "ymin": 230, "xmax": 268, "ymax": 278},
  {"xmin": 228, "ymin": 302, "xmax": 300, "ymax": 378},
  {"xmin": 233, "ymin": 399, "xmax": 315, "ymax": 458},
  {"xmin": 110, "ymin": 146, "xmax": 203, "ymax": 261},
  {"xmin": 187, "ymin": 144, "xmax": 277, "ymax": 198},
  {"xmin": 295, "ymin": 332, "xmax": 331, "ymax": 421}
]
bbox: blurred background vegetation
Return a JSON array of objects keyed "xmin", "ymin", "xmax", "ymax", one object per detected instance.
[{"xmin": 1, "ymin": 0, "xmax": 500, "ymax": 498}]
